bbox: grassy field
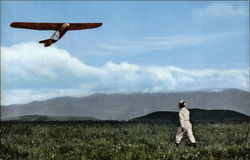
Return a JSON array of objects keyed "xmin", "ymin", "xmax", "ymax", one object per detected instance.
[{"xmin": 1, "ymin": 121, "xmax": 249, "ymax": 160}]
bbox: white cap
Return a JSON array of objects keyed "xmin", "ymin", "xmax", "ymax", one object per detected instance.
[{"xmin": 179, "ymin": 100, "xmax": 186, "ymax": 106}]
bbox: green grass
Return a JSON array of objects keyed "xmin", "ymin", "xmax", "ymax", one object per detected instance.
[{"xmin": 1, "ymin": 121, "xmax": 249, "ymax": 160}]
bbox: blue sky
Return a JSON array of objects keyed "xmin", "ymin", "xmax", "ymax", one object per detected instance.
[{"xmin": 1, "ymin": 1, "xmax": 249, "ymax": 105}]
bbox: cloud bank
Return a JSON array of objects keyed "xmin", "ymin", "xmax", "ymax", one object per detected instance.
[{"xmin": 1, "ymin": 42, "xmax": 249, "ymax": 105}]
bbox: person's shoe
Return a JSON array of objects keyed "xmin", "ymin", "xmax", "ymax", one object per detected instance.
[
  {"xmin": 191, "ymin": 143, "xmax": 197, "ymax": 148},
  {"xmin": 175, "ymin": 143, "xmax": 179, "ymax": 147}
]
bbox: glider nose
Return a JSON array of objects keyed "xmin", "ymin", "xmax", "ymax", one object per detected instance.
[{"xmin": 62, "ymin": 23, "xmax": 70, "ymax": 28}]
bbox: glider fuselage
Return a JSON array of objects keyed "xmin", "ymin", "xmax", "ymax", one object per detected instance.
[
  {"xmin": 57, "ymin": 23, "xmax": 70, "ymax": 39},
  {"xmin": 39, "ymin": 23, "xmax": 70, "ymax": 47}
]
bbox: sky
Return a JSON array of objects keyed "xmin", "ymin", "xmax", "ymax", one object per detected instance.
[{"xmin": 1, "ymin": 1, "xmax": 249, "ymax": 105}]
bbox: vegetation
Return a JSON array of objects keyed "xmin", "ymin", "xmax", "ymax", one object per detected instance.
[{"xmin": 1, "ymin": 121, "xmax": 249, "ymax": 160}]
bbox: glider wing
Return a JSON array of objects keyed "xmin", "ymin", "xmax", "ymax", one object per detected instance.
[
  {"xmin": 10, "ymin": 22, "xmax": 102, "ymax": 31},
  {"xmin": 10, "ymin": 22, "xmax": 63, "ymax": 30},
  {"xmin": 68, "ymin": 23, "xmax": 102, "ymax": 30}
]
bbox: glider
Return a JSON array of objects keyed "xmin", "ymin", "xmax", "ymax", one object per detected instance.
[{"xmin": 10, "ymin": 22, "xmax": 102, "ymax": 47}]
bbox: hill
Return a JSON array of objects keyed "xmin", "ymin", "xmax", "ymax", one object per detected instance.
[
  {"xmin": 1, "ymin": 89, "xmax": 249, "ymax": 120},
  {"xmin": 132, "ymin": 109, "xmax": 249, "ymax": 123},
  {"xmin": 1, "ymin": 115, "xmax": 100, "ymax": 121}
]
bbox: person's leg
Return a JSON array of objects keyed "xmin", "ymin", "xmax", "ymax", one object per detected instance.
[
  {"xmin": 187, "ymin": 127, "xmax": 196, "ymax": 147},
  {"xmin": 175, "ymin": 127, "xmax": 184, "ymax": 146}
]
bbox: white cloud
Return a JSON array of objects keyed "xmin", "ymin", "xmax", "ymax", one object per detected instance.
[
  {"xmin": 1, "ymin": 42, "xmax": 249, "ymax": 105},
  {"xmin": 194, "ymin": 3, "xmax": 248, "ymax": 18},
  {"xmin": 1, "ymin": 42, "xmax": 105, "ymax": 82}
]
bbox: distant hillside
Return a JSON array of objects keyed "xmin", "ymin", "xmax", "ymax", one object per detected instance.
[
  {"xmin": 2, "ymin": 115, "xmax": 100, "ymax": 121},
  {"xmin": 2, "ymin": 89, "xmax": 249, "ymax": 120},
  {"xmin": 132, "ymin": 109, "xmax": 249, "ymax": 123},
  {"xmin": 190, "ymin": 109, "xmax": 249, "ymax": 122},
  {"xmin": 132, "ymin": 111, "xmax": 178, "ymax": 122}
]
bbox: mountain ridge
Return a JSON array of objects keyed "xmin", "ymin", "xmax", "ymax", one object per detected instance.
[
  {"xmin": 1, "ymin": 89, "xmax": 249, "ymax": 120},
  {"xmin": 1, "ymin": 115, "xmax": 100, "ymax": 121},
  {"xmin": 2, "ymin": 109, "xmax": 249, "ymax": 122}
]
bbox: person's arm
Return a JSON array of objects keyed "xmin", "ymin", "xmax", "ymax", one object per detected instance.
[{"xmin": 179, "ymin": 111, "xmax": 185, "ymax": 132}]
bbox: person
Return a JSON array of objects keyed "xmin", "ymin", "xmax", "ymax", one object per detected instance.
[{"xmin": 175, "ymin": 100, "xmax": 196, "ymax": 147}]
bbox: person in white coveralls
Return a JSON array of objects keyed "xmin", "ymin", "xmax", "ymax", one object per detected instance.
[{"xmin": 175, "ymin": 100, "xmax": 196, "ymax": 147}]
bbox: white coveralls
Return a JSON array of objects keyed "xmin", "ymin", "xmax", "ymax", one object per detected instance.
[{"xmin": 175, "ymin": 107, "xmax": 196, "ymax": 144}]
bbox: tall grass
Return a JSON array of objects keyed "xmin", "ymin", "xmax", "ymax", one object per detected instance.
[{"xmin": 1, "ymin": 121, "xmax": 249, "ymax": 160}]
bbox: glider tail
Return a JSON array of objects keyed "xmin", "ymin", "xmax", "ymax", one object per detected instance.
[{"xmin": 39, "ymin": 39, "xmax": 57, "ymax": 47}]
